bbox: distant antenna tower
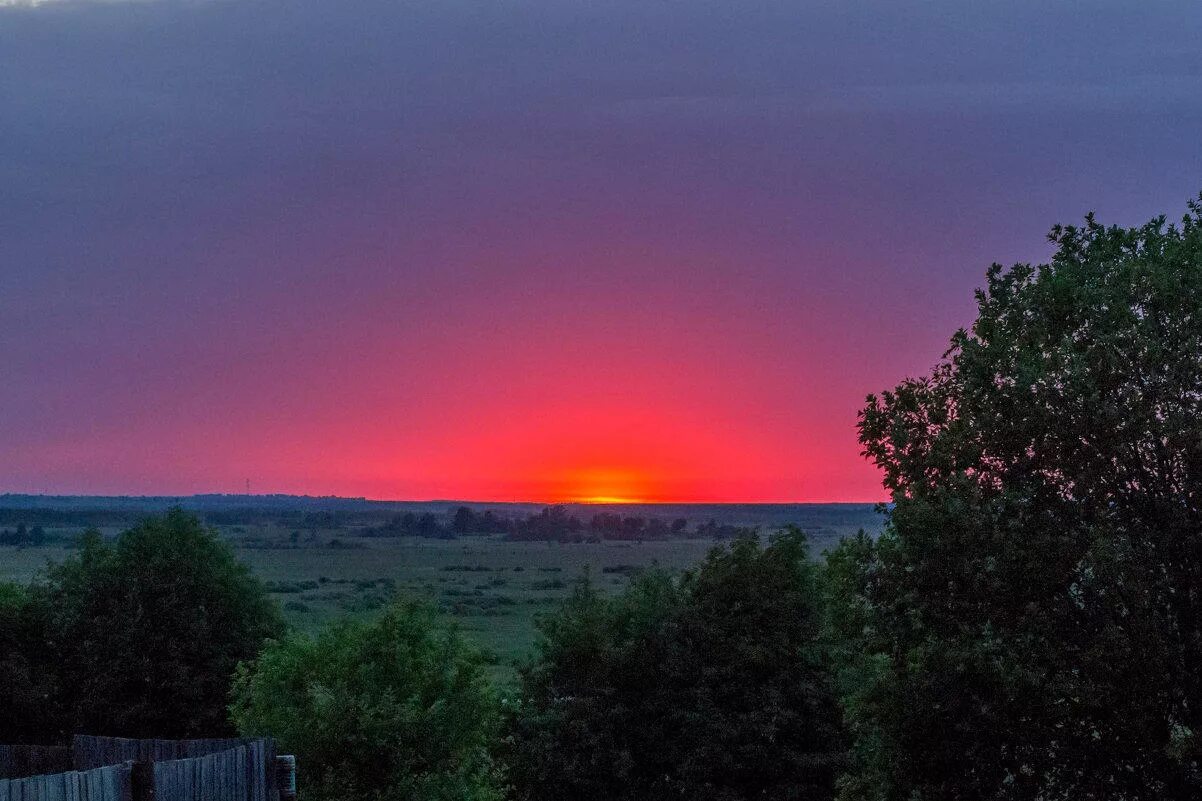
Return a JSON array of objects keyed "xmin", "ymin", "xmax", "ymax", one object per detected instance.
[{"xmin": 246, "ymin": 478, "xmax": 251, "ymax": 496}]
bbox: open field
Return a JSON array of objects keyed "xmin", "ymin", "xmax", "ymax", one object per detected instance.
[
  {"xmin": 0, "ymin": 499, "xmax": 883, "ymax": 683},
  {"xmin": 0, "ymin": 536, "xmax": 716, "ymax": 677}
]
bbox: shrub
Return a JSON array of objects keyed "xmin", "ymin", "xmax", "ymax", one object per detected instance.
[
  {"xmin": 231, "ymin": 599, "xmax": 501, "ymax": 801},
  {"xmin": 30, "ymin": 510, "xmax": 282, "ymax": 739},
  {"xmin": 505, "ymin": 531, "xmax": 845, "ymax": 801}
]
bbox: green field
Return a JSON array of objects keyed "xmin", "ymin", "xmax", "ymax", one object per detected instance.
[
  {"xmin": 0, "ymin": 500, "xmax": 882, "ymax": 683},
  {"xmin": 0, "ymin": 535, "xmax": 746, "ymax": 681}
]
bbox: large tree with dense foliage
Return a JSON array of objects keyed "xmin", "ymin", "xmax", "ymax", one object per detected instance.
[
  {"xmin": 505, "ymin": 530, "xmax": 846, "ymax": 801},
  {"xmin": 826, "ymin": 198, "xmax": 1202, "ymax": 799},
  {"xmin": 24, "ymin": 510, "xmax": 283, "ymax": 740},
  {"xmin": 230, "ymin": 599, "xmax": 501, "ymax": 801}
]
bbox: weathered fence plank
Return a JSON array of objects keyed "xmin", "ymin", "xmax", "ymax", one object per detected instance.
[
  {"xmin": 71, "ymin": 737, "xmax": 276, "ymax": 801},
  {"xmin": 3, "ymin": 737, "xmax": 279, "ymax": 801},
  {"xmin": 0, "ymin": 761, "xmax": 132, "ymax": 801},
  {"xmin": 153, "ymin": 745, "xmax": 249, "ymax": 801}
]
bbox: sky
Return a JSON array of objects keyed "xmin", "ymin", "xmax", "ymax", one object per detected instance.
[{"xmin": 2, "ymin": 0, "xmax": 1200, "ymax": 503}]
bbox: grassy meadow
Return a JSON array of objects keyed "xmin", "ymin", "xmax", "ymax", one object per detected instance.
[{"xmin": 0, "ymin": 500, "xmax": 882, "ymax": 682}]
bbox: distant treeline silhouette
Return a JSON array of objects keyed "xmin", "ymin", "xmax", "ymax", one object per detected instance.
[
  {"xmin": 0, "ymin": 524, "xmax": 48, "ymax": 546},
  {"xmin": 0, "ymin": 504, "xmax": 759, "ymax": 545},
  {"xmin": 358, "ymin": 505, "xmax": 758, "ymax": 542}
]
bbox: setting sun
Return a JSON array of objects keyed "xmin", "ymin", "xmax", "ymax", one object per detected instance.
[
  {"xmin": 555, "ymin": 467, "xmax": 655, "ymax": 505},
  {"xmin": 574, "ymin": 494, "xmax": 644, "ymax": 504}
]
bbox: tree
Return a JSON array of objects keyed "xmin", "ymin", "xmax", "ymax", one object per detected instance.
[
  {"xmin": 827, "ymin": 197, "xmax": 1202, "ymax": 799},
  {"xmin": 0, "ymin": 582, "xmax": 56, "ymax": 744},
  {"xmin": 452, "ymin": 506, "xmax": 476, "ymax": 534},
  {"xmin": 505, "ymin": 530, "xmax": 846, "ymax": 801},
  {"xmin": 31, "ymin": 510, "xmax": 283, "ymax": 739},
  {"xmin": 231, "ymin": 600, "xmax": 501, "ymax": 801}
]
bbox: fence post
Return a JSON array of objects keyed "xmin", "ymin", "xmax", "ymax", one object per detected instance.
[
  {"xmin": 131, "ymin": 760, "xmax": 154, "ymax": 801},
  {"xmin": 275, "ymin": 755, "xmax": 296, "ymax": 801}
]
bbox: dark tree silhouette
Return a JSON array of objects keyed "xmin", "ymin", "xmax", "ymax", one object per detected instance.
[
  {"xmin": 28, "ymin": 510, "xmax": 283, "ymax": 739},
  {"xmin": 506, "ymin": 530, "xmax": 846, "ymax": 801},
  {"xmin": 827, "ymin": 197, "xmax": 1202, "ymax": 799}
]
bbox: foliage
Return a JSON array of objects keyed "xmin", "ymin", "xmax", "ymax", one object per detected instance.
[
  {"xmin": 364, "ymin": 511, "xmax": 455, "ymax": 539},
  {"xmin": 452, "ymin": 506, "xmax": 510, "ymax": 535},
  {"xmin": 231, "ymin": 599, "xmax": 501, "ymax": 801},
  {"xmin": 0, "ymin": 523, "xmax": 48, "ymax": 546},
  {"xmin": 828, "ymin": 197, "xmax": 1202, "ymax": 799},
  {"xmin": 22, "ymin": 510, "xmax": 283, "ymax": 740},
  {"xmin": 0, "ymin": 582, "xmax": 57, "ymax": 744},
  {"xmin": 505, "ymin": 530, "xmax": 846, "ymax": 801},
  {"xmin": 353, "ymin": 505, "xmax": 751, "ymax": 543},
  {"xmin": 504, "ymin": 507, "xmax": 752, "ymax": 543}
]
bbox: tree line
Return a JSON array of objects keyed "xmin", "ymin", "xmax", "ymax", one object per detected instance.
[
  {"xmin": 0, "ymin": 504, "xmax": 757, "ymax": 545},
  {"xmin": 3, "ymin": 198, "xmax": 1202, "ymax": 799},
  {"xmin": 0, "ymin": 523, "xmax": 48, "ymax": 546},
  {"xmin": 362, "ymin": 505, "xmax": 756, "ymax": 542}
]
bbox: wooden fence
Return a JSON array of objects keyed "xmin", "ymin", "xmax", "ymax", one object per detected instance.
[
  {"xmin": 0, "ymin": 761, "xmax": 131, "ymax": 801},
  {"xmin": 0, "ymin": 738, "xmax": 289, "ymax": 801}
]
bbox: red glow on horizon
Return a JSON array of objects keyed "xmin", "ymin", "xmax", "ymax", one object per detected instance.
[
  {"xmin": 4, "ymin": 0, "xmax": 1193, "ymax": 507},
  {"xmin": 0, "ymin": 204, "xmax": 909, "ymax": 505}
]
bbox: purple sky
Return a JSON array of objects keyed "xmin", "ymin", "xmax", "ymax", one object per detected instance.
[{"xmin": 2, "ymin": 0, "xmax": 1201, "ymax": 501}]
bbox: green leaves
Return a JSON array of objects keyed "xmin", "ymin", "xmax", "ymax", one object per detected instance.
[
  {"xmin": 506, "ymin": 531, "xmax": 846, "ymax": 801},
  {"xmin": 3, "ymin": 510, "xmax": 282, "ymax": 743},
  {"xmin": 231, "ymin": 600, "xmax": 501, "ymax": 801},
  {"xmin": 836, "ymin": 194, "xmax": 1202, "ymax": 799}
]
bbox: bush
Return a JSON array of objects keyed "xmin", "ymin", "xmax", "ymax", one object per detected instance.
[
  {"xmin": 265, "ymin": 580, "xmax": 321, "ymax": 594},
  {"xmin": 25, "ymin": 510, "xmax": 282, "ymax": 740},
  {"xmin": 829, "ymin": 197, "xmax": 1202, "ymax": 799},
  {"xmin": 0, "ymin": 583, "xmax": 56, "ymax": 743},
  {"xmin": 505, "ymin": 531, "xmax": 845, "ymax": 801},
  {"xmin": 231, "ymin": 599, "xmax": 501, "ymax": 801},
  {"xmin": 600, "ymin": 564, "xmax": 638, "ymax": 576}
]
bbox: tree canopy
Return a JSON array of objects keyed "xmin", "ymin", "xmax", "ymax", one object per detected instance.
[
  {"xmin": 0, "ymin": 582, "xmax": 55, "ymax": 744},
  {"xmin": 505, "ymin": 530, "xmax": 846, "ymax": 801},
  {"xmin": 231, "ymin": 599, "xmax": 501, "ymax": 801},
  {"xmin": 3, "ymin": 510, "xmax": 282, "ymax": 742},
  {"xmin": 827, "ymin": 197, "xmax": 1202, "ymax": 799}
]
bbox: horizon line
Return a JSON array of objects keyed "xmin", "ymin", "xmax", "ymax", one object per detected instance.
[{"xmin": 0, "ymin": 490, "xmax": 888, "ymax": 506}]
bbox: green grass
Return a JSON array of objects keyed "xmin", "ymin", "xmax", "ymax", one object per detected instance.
[
  {"xmin": 0, "ymin": 534, "xmax": 723, "ymax": 683},
  {"xmin": 245, "ymin": 535, "xmax": 726, "ymax": 678},
  {"xmin": 0, "ymin": 509, "xmax": 879, "ymax": 685}
]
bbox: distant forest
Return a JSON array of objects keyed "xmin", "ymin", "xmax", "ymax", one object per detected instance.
[
  {"xmin": 0, "ymin": 503, "xmax": 760, "ymax": 544},
  {"xmin": 362, "ymin": 505, "xmax": 757, "ymax": 542},
  {"xmin": 0, "ymin": 523, "xmax": 47, "ymax": 546},
  {"xmin": 0, "ymin": 495, "xmax": 881, "ymax": 546}
]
